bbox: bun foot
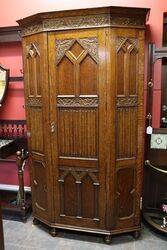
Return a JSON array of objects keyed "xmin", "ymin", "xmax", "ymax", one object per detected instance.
[
  {"xmin": 50, "ymin": 228, "xmax": 57, "ymax": 237},
  {"xmin": 104, "ymin": 235, "xmax": 112, "ymax": 244},
  {"xmin": 22, "ymin": 217, "xmax": 27, "ymax": 223},
  {"xmin": 33, "ymin": 218, "xmax": 39, "ymax": 225},
  {"xmin": 133, "ymin": 230, "xmax": 141, "ymax": 239}
]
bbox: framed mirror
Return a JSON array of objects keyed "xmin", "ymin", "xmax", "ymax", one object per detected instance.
[{"xmin": 0, "ymin": 65, "xmax": 9, "ymax": 106}]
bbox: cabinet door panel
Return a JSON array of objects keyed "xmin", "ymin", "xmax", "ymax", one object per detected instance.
[{"xmin": 48, "ymin": 29, "xmax": 107, "ymax": 229}]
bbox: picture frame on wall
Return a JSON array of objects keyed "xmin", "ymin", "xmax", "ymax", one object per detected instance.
[{"xmin": 0, "ymin": 65, "xmax": 9, "ymax": 106}]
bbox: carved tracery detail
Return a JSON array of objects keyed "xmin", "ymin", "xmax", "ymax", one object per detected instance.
[
  {"xmin": 116, "ymin": 37, "xmax": 138, "ymax": 52},
  {"xmin": 56, "ymin": 37, "xmax": 98, "ymax": 64},
  {"xmin": 26, "ymin": 42, "xmax": 40, "ymax": 58}
]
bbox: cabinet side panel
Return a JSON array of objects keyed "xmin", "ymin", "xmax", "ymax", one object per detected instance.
[
  {"xmin": 113, "ymin": 28, "xmax": 145, "ymax": 230},
  {"xmin": 22, "ymin": 33, "xmax": 53, "ymax": 222}
]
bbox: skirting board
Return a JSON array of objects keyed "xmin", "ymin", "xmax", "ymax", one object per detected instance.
[{"xmin": 0, "ymin": 184, "xmax": 31, "ymax": 193}]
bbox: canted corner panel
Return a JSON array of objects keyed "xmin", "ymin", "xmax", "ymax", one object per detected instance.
[
  {"xmin": 116, "ymin": 37, "xmax": 138, "ymax": 96},
  {"xmin": 58, "ymin": 169, "xmax": 99, "ymax": 220},
  {"xmin": 26, "ymin": 41, "xmax": 42, "ymax": 97},
  {"xmin": 116, "ymin": 107, "xmax": 137, "ymax": 159},
  {"xmin": 32, "ymin": 158, "xmax": 48, "ymax": 215},
  {"xmin": 29, "ymin": 108, "xmax": 44, "ymax": 153},
  {"xmin": 58, "ymin": 106, "xmax": 98, "ymax": 158},
  {"xmin": 115, "ymin": 167, "xmax": 135, "ymax": 225},
  {"xmin": 116, "ymin": 36, "xmax": 139, "ymax": 160},
  {"xmin": 25, "ymin": 39, "xmax": 46, "ymax": 155}
]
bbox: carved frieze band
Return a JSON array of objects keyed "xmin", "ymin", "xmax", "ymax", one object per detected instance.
[
  {"xmin": 21, "ymin": 14, "xmax": 146, "ymax": 36},
  {"xmin": 56, "ymin": 37, "xmax": 98, "ymax": 64},
  {"xmin": 57, "ymin": 96, "xmax": 99, "ymax": 108},
  {"xmin": 27, "ymin": 97, "xmax": 42, "ymax": 107},
  {"xmin": 116, "ymin": 96, "xmax": 138, "ymax": 107},
  {"xmin": 116, "ymin": 37, "xmax": 138, "ymax": 52}
]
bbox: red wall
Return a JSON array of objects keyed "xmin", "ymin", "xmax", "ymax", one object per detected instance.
[
  {"xmin": 0, "ymin": 0, "xmax": 167, "ymax": 186},
  {"xmin": 0, "ymin": 42, "xmax": 25, "ymax": 119}
]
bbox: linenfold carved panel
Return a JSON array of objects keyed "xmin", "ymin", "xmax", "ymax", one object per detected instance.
[
  {"xmin": 56, "ymin": 37, "xmax": 98, "ymax": 64},
  {"xmin": 58, "ymin": 108, "xmax": 98, "ymax": 158},
  {"xmin": 57, "ymin": 96, "xmax": 98, "ymax": 108},
  {"xmin": 116, "ymin": 107, "xmax": 137, "ymax": 159}
]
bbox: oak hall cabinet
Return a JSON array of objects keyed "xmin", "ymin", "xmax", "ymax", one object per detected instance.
[{"xmin": 18, "ymin": 6, "xmax": 149, "ymax": 243}]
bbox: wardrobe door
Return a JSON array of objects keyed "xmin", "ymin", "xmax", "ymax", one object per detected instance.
[
  {"xmin": 113, "ymin": 28, "xmax": 145, "ymax": 230},
  {"xmin": 48, "ymin": 29, "xmax": 107, "ymax": 230},
  {"xmin": 22, "ymin": 33, "xmax": 53, "ymax": 222}
]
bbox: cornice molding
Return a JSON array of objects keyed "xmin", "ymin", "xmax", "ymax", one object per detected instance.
[{"xmin": 21, "ymin": 13, "xmax": 146, "ymax": 37}]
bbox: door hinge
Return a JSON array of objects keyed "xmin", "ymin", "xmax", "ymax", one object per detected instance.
[{"xmin": 140, "ymin": 197, "xmax": 143, "ymax": 210}]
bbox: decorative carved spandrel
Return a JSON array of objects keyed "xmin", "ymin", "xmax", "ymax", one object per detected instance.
[
  {"xmin": 77, "ymin": 38, "xmax": 98, "ymax": 63},
  {"xmin": 56, "ymin": 39, "xmax": 75, "ymax": 64},
  {"xmin": 56, "ymin": 37, "xmax": 98, "ymax": 64}
]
